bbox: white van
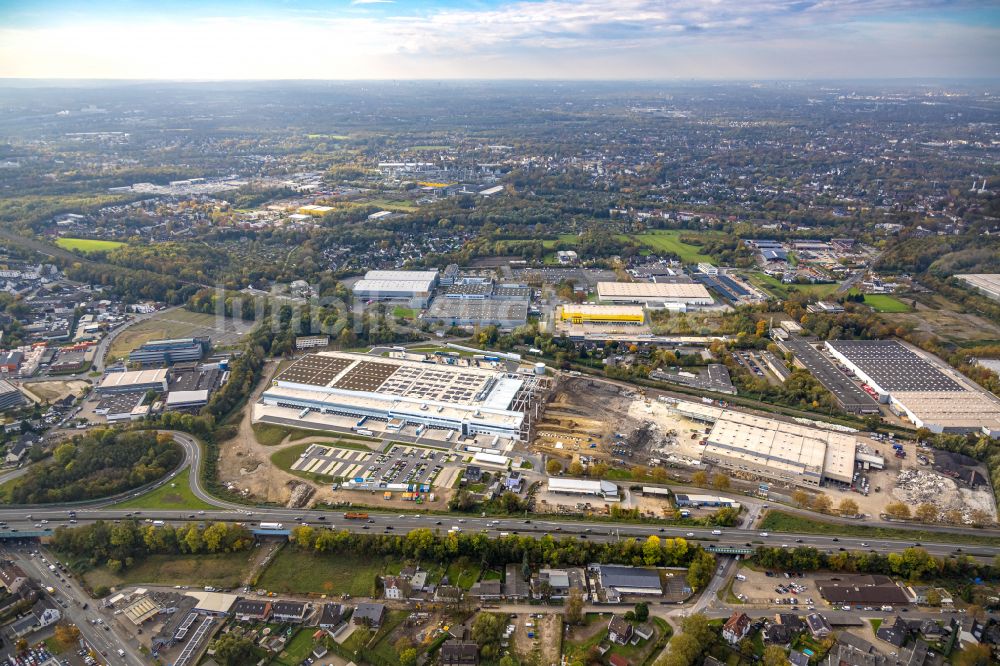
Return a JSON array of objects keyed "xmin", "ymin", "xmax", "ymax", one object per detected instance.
[{"xmin": 711, "ymin": 529, "xmax": 722, "ymax": 535}]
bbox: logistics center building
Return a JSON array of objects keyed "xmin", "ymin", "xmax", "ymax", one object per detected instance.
[
  {"xmin": 559, "ymin": 304, "xmax": 645, "ymax": 325},
  {"xmin": 699, "ymin": 410, "xmax": 856, "ymax": 487},
  {"xmin": 352, "ymin": 270, "xmax": 439, "ymax": 308},
  {"xmin": 596, "ymin": 282, "xmax": 713, "ymax": 307},
  {"xmin": 825, "ymin": 339, "xmax": 1000, "ymax": 435},
  {"xmin": 258, "ymin": 351, "xmax": 534, "ymax": 441}
]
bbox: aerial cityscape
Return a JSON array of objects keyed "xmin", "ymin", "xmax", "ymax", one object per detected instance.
[{"xmin": 0, "ymin": 2, "xmax": 999, "ymax": 666}]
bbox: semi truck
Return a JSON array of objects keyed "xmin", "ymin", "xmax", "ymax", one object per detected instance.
[
  {"xmin": 344, "ymin": 512, "xmax": 369, "ymax": 520},
  {"xmin": 259, "ymin": 522, "xmax": 284, "ymax": 530}
]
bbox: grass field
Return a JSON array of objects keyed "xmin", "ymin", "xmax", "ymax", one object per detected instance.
[
  {"xmin": 444, "ymin": 560, "xmax": 481, "ymax": 590},
  {"xmin": 113, "ymin": 468, "xmax": 214, "ymax": 511},
  {"xmin": 107, "ymin": 309, "xmax": 252, "ymax": 361},
  {"xmin": 625, "ymin": 230, "xmax": 716, "ymax": 264},
  {"xmin": 393, "ymin": 306, "xmax": 418, "ymax": 319},
  {"xmin": 253, "ymin": 422, "xmax": 379, "ymax": 447},
  {"xmin": 862, "ymin": 294, "xmax": 911, "ymax": 313},
  {"xmin": 81, "ymin": 552, "xmax": 253, "ymax": 590},
  {"xmin": 55, "ymin": 237, "xmax": 125, "ymax": 253},
  {"xmin": 758, "ymin": 510, "xmax": 1000, "ymax": 546},
  {"xmin": 255, "ymin": 549, "xmax": 386, "ymax": 597},
  {"xmin": 748, "ymin": 272, "xmax": 841, "ymax": 300},
  {"xmin": 365, "ymin": 198, "xmax": 418, "ymax": 212}
]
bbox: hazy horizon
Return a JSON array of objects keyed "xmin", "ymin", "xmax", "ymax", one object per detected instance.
[{"xmin": 1, "ymin": 1, "xmax": 998, "ymax": 80}]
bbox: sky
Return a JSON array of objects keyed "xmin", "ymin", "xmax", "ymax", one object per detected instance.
[{"xmin": 0, "ymin": 1, "xmax": 998, "ymax": 80}]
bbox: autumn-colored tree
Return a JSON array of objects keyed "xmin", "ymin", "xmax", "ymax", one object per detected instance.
[
  {"xmin": 885, "ymin": 501, "xmax": 911, "ymax": 520},
  {"xmin": 915, "ymin": 503, "xmax": 937, "ymax": 523},
  {"xmin": 545, "ymin": 459, "xmax": 563, "ymax": 475},
  {"xmin": 691, "ymin": 470, "xmax": 708, "ymax": 486},
  {"xmin": 811, "ymin": 494, "xmax": 832, "ymax": 514},
  {"xmin": 838, "ymin": 498, "xmax": 859, "ymax": 517},
  {"xmin": 712, "ymin": 473, "xmax": 730, "ymax": 491},
  {"xmin": 792, "ymin": 489, "xmax": 810, "ymax": 507}
]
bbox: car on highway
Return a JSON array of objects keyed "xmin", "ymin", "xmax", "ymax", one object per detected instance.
[
  {"xmin": 759, "ymin": 532, "xmax": 769, "ymax": 537},
  {"xmin": 686, "ymin": 532, "xmax": 694, "ymax": 537}
]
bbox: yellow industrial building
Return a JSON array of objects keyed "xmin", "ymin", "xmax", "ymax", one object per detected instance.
[{"xmin": 559, "ymin": 304, "xmax": 645, "ymax": 325}]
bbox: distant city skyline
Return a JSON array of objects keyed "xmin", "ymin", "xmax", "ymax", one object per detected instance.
[{"xmin": 0, "ymin": 0, "xmax": 998, "ymax": 80}]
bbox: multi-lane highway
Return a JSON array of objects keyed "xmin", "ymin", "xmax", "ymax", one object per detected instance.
[{"xmin": 1, "ymin": 433, "xmax": 996, "ymax": 561}]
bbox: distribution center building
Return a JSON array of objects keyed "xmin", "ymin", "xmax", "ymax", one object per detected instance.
[
  {"xmin": 596, "ymin": 282, "xmax": 713, "ymax": 307},
  {"xmin": 257, "ymin": 351, "xmax": 537, "ymax": 441},
  {"xmin": 825, "ymin": 339, "xmax": 1000, "ymax": 435},
  {"xmin": 352, "ymin": 270, "xmax": 439, "ymax": 308},
  {"xmin": 559, "ymin": 304, "xmax": 645, "ymax": 325},
  {"xmin": 699, "ymin": 409, "xmax": 857, "ymax": 487}
]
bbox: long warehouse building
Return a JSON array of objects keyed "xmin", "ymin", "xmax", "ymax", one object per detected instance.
[
  {"xmin": 352, "ymin": 270, "xmax": 439, "ymax": 308},
  {"xmin": 596, "ymin": 282, "xmax": 713, "ymax": 307},
  {"xmin": 825, "ymin": 339, "xmax": 1000, "ymax": 435},
  {"xmin": 257, "ymin": 351, "xmax": 533, "ymax": 441},
  {"xmin": 559, "ymin": 304, "xmax": 645, "ymax": 325},
  {"xmin": 699, "ymin": 409, "xmax": 857, "ymax": 487}
]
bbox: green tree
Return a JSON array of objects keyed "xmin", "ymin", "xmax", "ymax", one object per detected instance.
[
  {"xmin": 565, "ymin": 588, "xmax": 585, "ymax": 625},
  {"xmin": 214, "ymin": 635, "xmax": 256, "ymax": 666},
  {"xmin": 546, "ymin": 459, "xmax": 563, "ymax": 475},
  {"xmin": 399, "ymin": 648, "xmax": 418, "ymax": 666},
  {"xmin": 762, "ymin": 644, "xmax": 789, "ymax": 666},
  {"xmin": 686, "ymin": 550, "xmax": 715, "ymax": 592}
]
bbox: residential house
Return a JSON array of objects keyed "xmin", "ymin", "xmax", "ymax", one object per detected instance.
[
  {"xmin": 272, "ymin": 601, "xmax": 308, "ymax": 623},
  {"xmin": 876, "ymin": 616, "xmax": 910, "ymax": 647},
  {"xmin": 608, "ymin": 656, "xmax": 630, "ymax": 666},
  {"xmin": 0, "ymin": 562, "xmax": 30, "ymax": 594},
  {"xmin": 317, "ymin": 603, "xmax": 343, "ymax": 630},
  {"xmin": 8, "ymin": 600, "xmax": 60, "ymax": 637},
  {"xmin": 4, "ymin": 440, "xmax": 27, "ymax": 466},
  {"xmin": 608, "ymin": 615, "xmax": 633, "ymax": 645},
  {"xmin": 469, "ymin": 580, "xmax": 502, "ymax": 601},
  {"xmin": 383, "ymin": 575, "xmax": 408, "ymax": 601},
  {"xmin": 806, "ymin": 613, "xmax": 832, "ymax": 639},
  {"xmin": 723, "ymin": 612, "xmax": 752, "ymax": 645},
  {"xmin": 440, "ymin": 641, "xmax": 479, "ymax": 666},
  {"xmin": 435, "ymin": 585, "xmax": 463, "ymax": 604},
  {"xmin": 353, "ymin": 603, "xmax": 386, "ymax": 629},
  {"xmin": 789, "ymin": 650, "xmax": 810, "ymax": 666},
  {"xmin": 503, "ymin": 564, "xmax": 529, "ymax": 601},
  {"xmin": 231, "ymin": 600, "xmax": 272, "ymax": 623}
]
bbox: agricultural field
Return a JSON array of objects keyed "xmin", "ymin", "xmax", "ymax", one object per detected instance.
[
  {"xmin": 54, "ymin": 237, "xmax": 125, "ymax": 253},
  {"xmin": 113, "ymin": 468, "xmax": 214, "ymax": 511},
  {"xmin": 107, "ymin": 308, "xmax": 254, "ymax": 361}
]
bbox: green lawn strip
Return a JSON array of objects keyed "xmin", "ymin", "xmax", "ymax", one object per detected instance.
[
  {"xmin": 54, "ymin": 237, "xmax": 125, "ymax": 253},
  {"xmin": 863, "ymin": 294, "xmax": 911, "ymax": 313},
  {"xmin": 255, "ymin": 548, "xmax": 385, "ymax": 597},
  {"xmin": 274, "ymin": 628, "xmax": 321, "ymax": 666},
  {"xmin": 79, "ymin": 552, "xmax": 252, "ymax": 590},
  {"xmin": 759, "ymin": 510, "xmax": 1000, "ymax": 547},
  {"xmin": 253, "ymin": 422, "xmax": 379, "ymax": 446},
  {"xmin": 368, "ymin": 611, "xmax": 412, "ymax": 663},
  {"xmin": 563, "ymin": 614, "xmax": 610, "ymax": 662},
  {"xmin": 445, "ymin": 561, "xmax": 482, "ymax": 590},
  {"xmin": 113, "ymin": 468, "xmax": 214, "ymax": 511},
  {"xmin": 341, "ymin": 627, "xmax": 373, "ymax": 654},
  {"xmin": 393, "ymin": 306, "xmax": 418, "ymax": 319}
]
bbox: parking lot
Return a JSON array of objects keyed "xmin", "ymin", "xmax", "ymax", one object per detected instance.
[
  {"xmin": 292, "ymin": 442, "xmax": 451, "ymax": 487},
  {"xmin": 780, "ymin": 336, "xmax": 880, "ymax": 413}
]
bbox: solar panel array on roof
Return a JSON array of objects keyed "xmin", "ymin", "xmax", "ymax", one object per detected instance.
[
  {"xmin": 274, "ymin": 354, "xmax": 353, "ymax": 387},
  {"xmin": 827, "ymin": 340, "xmax": 963, "ymax": 392},
  {"xmin": 333, "ymin": 360, "xmax": 399, "ymax": 392}
]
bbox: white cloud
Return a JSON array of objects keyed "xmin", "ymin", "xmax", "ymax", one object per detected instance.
[{"xmin": 0, "ymin": 0, "xmax": 994, "ymax": 78}]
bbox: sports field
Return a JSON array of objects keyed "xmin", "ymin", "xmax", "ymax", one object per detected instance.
[
  {"xmin": 863, "ymin": 294, "xmax": 911, "ymax": 313},
  {"xmin": 55, "ymin": 237, "xmax": 125, "ymax": 253}
]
